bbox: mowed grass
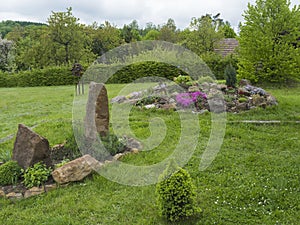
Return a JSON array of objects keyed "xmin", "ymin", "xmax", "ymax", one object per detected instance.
[{"xmin": 0, "ymin": 84, "xmax": 299, "ymax": 224}]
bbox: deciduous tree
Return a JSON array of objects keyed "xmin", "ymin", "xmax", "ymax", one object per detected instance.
[{"xmin": 238, "ymin": 0, "xmax": 300, "ymax": 83}]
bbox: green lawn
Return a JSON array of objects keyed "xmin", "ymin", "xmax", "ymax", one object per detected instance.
[{"xmin": 0, "ymin": 84, "xmax": 299, "ymax": 224}]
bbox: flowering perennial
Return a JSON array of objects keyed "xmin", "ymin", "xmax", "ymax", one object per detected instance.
[{"xmin": 176, "ymin": 91, "xmax": 207, "ymax": 108}]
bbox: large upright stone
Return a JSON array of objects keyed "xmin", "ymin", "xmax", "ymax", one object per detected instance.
[
  {"xmin": 12, "ymin": 124, "xmax": 51, "ymax": 169},
  {"xmin": 85, "ymin": 82, "xmax": 109, "ymax": 140}
]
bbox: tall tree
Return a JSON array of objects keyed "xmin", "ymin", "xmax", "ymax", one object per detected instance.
[
  {"xmin": 88, "ymin": 21, "xmax": 123, "ymax": 56},
  {"xmin": 47, "ymin": 7, "xmax": 92, "ymax": 65},
  {"xmin": 238, "ymin": 0, "xmax": 300, "ymax": 83},
  {"xmin": 158, "ymin": 18, "xmax": 178, "ymax": 43},
  {"xmin": 121, "ymin": 20, "xmax": 141, "ymax": 43},
  {"xmin": 182, "ymin": 14, "xmax": 225, "ymax": 55}
]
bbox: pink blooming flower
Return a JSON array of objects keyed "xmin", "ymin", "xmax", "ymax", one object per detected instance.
[{"xmin": 176, "ymin": 91, "xmax": 207, "ymax": 108}]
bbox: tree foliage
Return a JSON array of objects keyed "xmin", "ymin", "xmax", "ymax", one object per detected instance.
[
  {"xmin": 47, "ymin": 7, "xmax": 94, "ymax": 65},
  {"xmin": 238, "ymin": 0, "xmax": 300, "ymax": 84}
]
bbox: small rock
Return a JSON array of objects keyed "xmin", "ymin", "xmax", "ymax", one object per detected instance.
[
  {"xmin": 6, "ymin": 192, "xmax": 23, "ymax": 200},
  {"xmin": 160, "ymin": 103, "xmax": 176, "ymax": 110},
  {"xmin": 130, "ymin": 148, "xmax": 139, "ymax": 154},
  {"xmin": 113, "ymin": 153, "xmax": 124, "ymax": 160},
  {"xmin": 144, "ymin": 104, "xmax": 156, "ymax": 109},
  {"xmin": 111, "ymin": 96, "xmax": 127, "ymax": 104},
  {"xmin": 266, "ymin": 94, "xmax": 278, "ymax": 106},
  {"xmin": 0, "ymin": 189, "xmax": 5, "ymax": 197},
  {"xmin": 24, "ymin": 187, "xmax": 45, "ymax": 198},
  {"xmin": 124, "ymin": 136, "xmax": 143, "ymax": 150}
]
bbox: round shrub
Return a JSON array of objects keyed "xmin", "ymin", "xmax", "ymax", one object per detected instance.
[
  {"xmin": 0, "ymin": 160, "xmax": 22, "ymax": 185},
  {"xmin": 156, "ymin": 165, "xmax": 201, "ymax": 222},
  {"xmin": 23, "ymin": 162, "xmax": 52, "ymax": 188}
]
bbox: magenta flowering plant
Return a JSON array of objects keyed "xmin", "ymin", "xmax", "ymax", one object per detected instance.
[{"xmin": 176, "ymin": 91, "xmax": 207, "ymax": 109}]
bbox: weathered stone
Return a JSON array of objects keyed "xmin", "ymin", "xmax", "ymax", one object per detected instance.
[
  {"xmin": 113, "ymin": 153, "xmax": 124, "ymax": 160},
  {"xmin": 208, "ymin": 98, "xmax": 226, "ymax": 113},
  {"xmin": 160, "ymin": 103, "xmax": 176, "ymax": 110},
  {"xmin": 236, "ymin": 102, "xmax": 249, "ymax": 111},
  {"xmin": 85, "ymin": 82, "xmax": 109, "ymax": 140},
  {"xmin": 123, "ymin": 136, "xmax": 143, "ymax": 150},
  {"xmin": 266, "ymin": 94, "xmax": 278, "ymax": 106},
  {"xmin": 51, "ymin": 154, "xmax": 103, "ymax": 184},
  {"xmin": 252, "ymin": 94, "xmax": 266, "ymax": 106},
  {"xmin": 111, "ymin": 95, "xmax": 126, "ymax": 104},
  {"xmin": 130, "ymin": 148, "xmax": 139, "ymax": 154},
  {"xmin": 24, "ymin": 186, "xmax": 45, "ymax": 198},
  {"xmin": 0, "ymin": 189, "xmax": 5, "ymax": 197},
  {"xmin": 12, "ymin": 124, "xmax": 51, "ymax": 169},
  {"xmin": 6, "ymin": 192, "xmax": 23, "ymax": 199}
]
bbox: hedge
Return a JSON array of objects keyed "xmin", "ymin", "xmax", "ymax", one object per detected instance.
[
  {"xmin": 0, "ymin": 58, "xmax": 235, "ymax": 87},
  {"xmin": 0, "ymin": 66, "xmax": 75, "ymax": 88}
]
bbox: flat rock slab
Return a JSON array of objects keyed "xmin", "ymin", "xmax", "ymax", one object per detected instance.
[
  {"xmin": 12, "ymin": 124, "xmax": 51, "ymax": 169},
  {"xmin": 52, "ymin": 154, "xmax": 103, "ymax": 184}
]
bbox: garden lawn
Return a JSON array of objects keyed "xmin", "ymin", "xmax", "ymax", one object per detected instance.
[{"xmin": 0, "ymin": 84, "xmax": 299, "ymax": 224}]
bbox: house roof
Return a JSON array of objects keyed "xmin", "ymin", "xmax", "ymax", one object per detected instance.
[{"xmin": 215, "ymin": 38, "xmax": 239, "ymax": 57}]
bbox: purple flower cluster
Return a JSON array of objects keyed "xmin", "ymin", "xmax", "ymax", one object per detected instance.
[{"xmin": 176, "ymin": 91, "xmax": 207, "ymax": 108}]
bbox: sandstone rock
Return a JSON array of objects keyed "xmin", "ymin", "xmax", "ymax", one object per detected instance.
[
  {"xmin": 6, "ymin": 192, "xmax": 23, "ymax": 199},
  {"xmin": 51, "ymin": 154, "xmax": 103, "ymax": 184},
  {"xmin": 24, "ymin": 187, "xmax": 45, "ymax": 198},
  {"xmin": 85, "ymin": 82, "xmax": 109, "ymax": 140},
  {"xmin": 12, "ymin": 124, "xmax": 51, "ymax": 169},
  {"xmin": 0, "ymin": 189, "xmax": 5, "ymax": 197},
  {"xmin": 113, "ymin": 153, "xmax": 124, "ymax": 160},
  {"xmin": 160, "ymin": 103, "xmax": 176, "ymax": 110},
  {"xmin": 130, "ymin": 148, "xmax": 139, "ymax": 154}
]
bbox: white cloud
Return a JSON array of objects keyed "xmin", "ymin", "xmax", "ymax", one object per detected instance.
[{"xmin": 0, "ymin": 0, "xmax": 298, "ymax": 29}]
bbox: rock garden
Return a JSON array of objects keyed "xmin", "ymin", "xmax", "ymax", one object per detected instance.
[{"xmin": 0, "ymin": 75, "xmax": 278, "ymax": 200}]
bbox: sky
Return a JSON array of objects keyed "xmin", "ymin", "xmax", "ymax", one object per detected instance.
[{"xmin": 0, "ymin": 0, "xmax": 299, "ymax": 30}]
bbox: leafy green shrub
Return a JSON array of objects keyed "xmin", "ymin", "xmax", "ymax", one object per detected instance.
[
  {"xmin": 198, "ymin": 76, "xmax": 215, "ymax": 84},
  {"xmin": 0, "ymin": 161, "xmax": 22, "ymax": 185},
  {"xmin": 224, "ymin": 63, "xmax": 237, "ymax": 87},
  {"xmin": 174, "ymin": 75, "xmax": 192, "ymax": 85},
  {"xmin": 238, "ymin": 97, "xmax": 248, "ymax": 103},
  {"xmin": 23, "ymin": 162, "xmax": 52, "ymax": 188},
  {"xmin": 156, "ymin": 164, "xmax": 201, "ymax": 222}
]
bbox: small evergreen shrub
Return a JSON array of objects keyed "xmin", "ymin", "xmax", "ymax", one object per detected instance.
[
  {"xmin": 0, "ymin": 161, "xmax": 22, "ymax": 185},
  {"xmin": 156, "ymin": 164, "xmax": 201, "ymax": 222},
  {"xmin": 23, "ymin": 162, "xmax": 52, "ymax": 188},
  {"xmin": 224, "ymin": 63, "xmax": 237, "ymax": 87}
]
